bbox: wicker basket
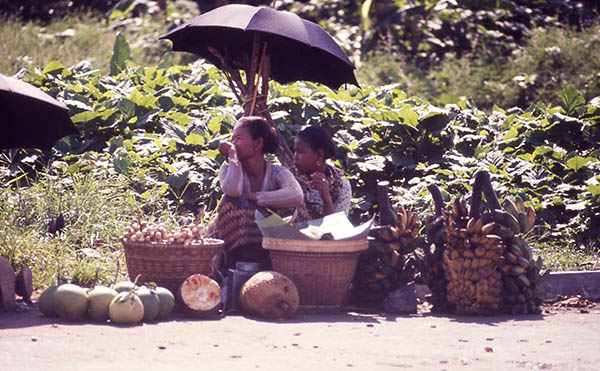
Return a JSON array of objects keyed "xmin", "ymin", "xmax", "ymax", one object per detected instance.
[
  {"xmin": 122, "ymin": 238, "xmax": 224, "ymax": 293},
  {"xmin": 263, "ymin": 237, "xmax": 368, "ymax": 307}
]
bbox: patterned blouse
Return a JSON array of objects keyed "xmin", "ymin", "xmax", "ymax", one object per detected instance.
[{"xmin": 291, "ymin": 164, "xmax": 352, "ymax": 222}]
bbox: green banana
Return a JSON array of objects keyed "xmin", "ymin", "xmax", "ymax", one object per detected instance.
[
  {"xmin": 519, "ymin": 243, "xmax": 534, "ymax": 261},
  {"xmin": 517, "ymin": 256, "xmax": 530, "ymax": 268},
  {"xmin": 492, "ymin": 209, "xmax": 521, "ymax": 234},
  {"xmin": 503, "ymin": 198, "xmax": 519, "ymax": 217},
  {"xmin": 493, "ymin": 224, "xmax": 515, "ymax": 239},
  {"xmin": 508, "ymin": 243, "xmax": 523, "ymax": 258},
  {"xmin": 510, "ymin": 265, "xmax": 526, "ymax": 275},
  {"xmin": 502, "ymin": 276, "xmax": 520, "ymax": 294},
  {"xmin": 517, "ymin": 274, "xmax": 531, "ymax": 288},
  {"xmin": 539, "ymin": 269, "xmax": 551, "ymax": 283}
]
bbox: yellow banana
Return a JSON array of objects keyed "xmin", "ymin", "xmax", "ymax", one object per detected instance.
[{"xmin": 526, "ymin": 205, "xmax": 536, "ymax": 230}]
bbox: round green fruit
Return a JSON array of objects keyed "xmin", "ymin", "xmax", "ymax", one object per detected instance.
[
  {"xmin": 38, "ymin": 284, "xmax": 59, "ymax": 317},
  {"xmin": 54, "ymin": 284, "xmax": 89, "ymax": 321},
  {"xmin": 109, "ymin": 291, "xmax": 144, "ymax": 324},
  {"xmin": 113, "ymin": 280, "xmax": 136, "ymax": 293},
  {"xmin": 135, "ymin": 287, "xmax": 160, "ymax": 322},
  {"xmin": 87, "ymin": 285, "xmax": 118, "ymax": 321},
  {"xmin": 155, "ymin": 286, "xmax": 175, "ymax": 319}
]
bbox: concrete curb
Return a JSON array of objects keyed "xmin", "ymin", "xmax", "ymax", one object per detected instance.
[{"xmin": 541, "ymin": 270, "xmax": 600, "ymax": 300}]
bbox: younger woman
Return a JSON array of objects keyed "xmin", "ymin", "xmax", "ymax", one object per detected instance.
[{"xmin": 292, "ymin": 125, "xmax": 351, "ymax": 222}]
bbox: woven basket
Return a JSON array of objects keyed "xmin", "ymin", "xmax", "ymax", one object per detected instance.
[
  {"xmin": 122, "ymin": 238, "xmax": 224, "ymax": 293},
  {"xmin": 263, "ymin": 237, "xmax": 368, "ymax": 307}
]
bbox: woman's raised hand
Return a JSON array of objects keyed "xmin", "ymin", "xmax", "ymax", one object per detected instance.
[
  {"xmin": 310, "ymin": 172, "xmax": 330, "ymax": 197},
  {"xmin": 219, "ymin": 141, "xmax": 233, "ymax": 157}
]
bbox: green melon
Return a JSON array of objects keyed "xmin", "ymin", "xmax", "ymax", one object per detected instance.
[
  {"xmin": 54, "ymin": 284, "xmax": 89, "ymax": 321},
  {"xmin": 87, "ymin": 286, "xmax": 118, "ymax": 321},
  {"xmin": 155, "ymin": 287, "xmax": 175, "ymax": 319},
  {"xmin": 135, "ymin": 287, "xmax": 161, "ymax": 322},
  {"xmin": 109, "ymin": 291, "xmax": 144, "ymax": 324},
  {"xmin": 38, "ymin": 284, "xmax": 59, "ymax": 317}
]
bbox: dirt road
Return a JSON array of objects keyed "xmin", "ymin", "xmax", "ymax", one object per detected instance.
[{"xmin": 1, "ymin": 303, "xmax": 599, "ymax": 371}]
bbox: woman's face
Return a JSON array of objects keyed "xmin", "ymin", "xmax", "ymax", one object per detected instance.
[
  {"xmin": 294, "ymin": 137, "xmax": 321, "ymax": 174},
  {"xmin": 232, "ymin": 123, "xmax": 261, "ymax": 160}
]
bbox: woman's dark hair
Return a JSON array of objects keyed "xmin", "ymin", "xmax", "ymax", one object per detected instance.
[
  {"xmin": 296, "ymin": 125, "xmax": 336, "ymax": 159},
  {"xmin": 237, "ymin": 116, "xmax": 279, "ymax": 154}
]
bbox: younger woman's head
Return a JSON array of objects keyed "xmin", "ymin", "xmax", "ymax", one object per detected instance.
[
  {"xmin": 232, "ymin": 116, "xmax": 279, "ymax": 159},
  {"xmin": 293, "ymin": 125, "xmax": 335, "ymax": 173}
]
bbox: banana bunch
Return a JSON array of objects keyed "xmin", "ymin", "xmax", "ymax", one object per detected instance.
[
  {"xmin": 418, "ymin": 213, "xmax": 448, "ymax": 313},
  {"xmin": 488, "ymin": 197, "xmax": 549, "ymax": 315},
  {"xmin": 442, "ymin": 197, "xmax": 504, "ymax": 315},
  {"xmin": 351, "ymin": 205, "xmax": 422, "ymax": 306},
  {"xmin": 484, "ymin": 196, "xmax": 536, "ymax": 239}
]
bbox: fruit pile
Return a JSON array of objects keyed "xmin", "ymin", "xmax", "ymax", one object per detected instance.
[
  {"xmin": 38, "ymin": 280, "xmax": 175, "ymax": 324},
  {"xmin": 420, "ymin": 170, "xmax": 550, "ymax": 315},
  {"xmin": 485, "ymin": 197, "xmax": 550, "ymax": 315},
  {"xmin": 121, "ymin": 219, "xmax": 205, "ymax": 246},
  {"xmin": 442, "ymin": 196, "xmax": 504, "ymax": 315},
  {"xmin": 351, "ymin": 203, "xmax": 422, "ymax": 306}
]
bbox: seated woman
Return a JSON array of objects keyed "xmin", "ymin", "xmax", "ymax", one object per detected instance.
[
  {"xmin": 292, "ymin": 125, "xmax": 352, "ymax": 222},
  {"xmin": 213, "ymin": 116, "xmax": 303, "ymax": 270}
]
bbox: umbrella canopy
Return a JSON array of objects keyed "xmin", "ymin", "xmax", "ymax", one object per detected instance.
[
  {"xmin": 159, "ymin": 4, "xmax": 359, "ymax": 90},
  {"xmin": 0, "ymin": 74, "xmax": 78, "ymax": 151}
]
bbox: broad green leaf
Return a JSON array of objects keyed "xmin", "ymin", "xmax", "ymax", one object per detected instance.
[
  {"xmin": 109, "ymin": 32, "xmax": 131, "ymax": 76},
  {"xmin": 185, "ymin": 133, "xmax": 205, "ymax": 146},
  {"xmin": 400, "ymin": 108, "xmax": 419, "ymax": 127},
  {"xmin": 42, "ymin": 61, "xmax": 67, "ymax": 76},
  {"xmin": 559, "ymin": 85, "xmax": 585, "ymax": 117},
  {"xmin": 566, "ymin": 156, "xmax": 589, "ymax": 172},
  {"xmin": 589, "ymin": 184, "xmax": 600, "ymax": 197},
  {"xmin": 503, "ymin": 127, "xmax": 519, "ymax": 140}
]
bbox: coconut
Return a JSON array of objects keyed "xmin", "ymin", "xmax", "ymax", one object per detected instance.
[
  {"xmin": 154, "ymin": 286, "xmax": 175, "ymax": 319},
  {"xmin": 54, "ymin": 284, "xmax": 89, "ymax": 321},
  {"xmin": 135, "ymin": 287, "xmax": 161, "ymax": 322},
  {"xmin": 108, "ymin": 291, "xmax": 144, "ymax": 324},
  {"xmin": 239, "ymin": 271, "xmax": 299, "ymax": 320},
  {"xmin": 113, "ymin": 280, "xmax": 136, "ymax": 293},
  {"xmin": 179, "ymin": 274, "xmax": 221, "ymax": 316},
  {"xmin": 38, "ymin": 284, "xmax": 59, "ymax": 317},
  {"xmin": 87, "ymin": 285, "xmax": 118, "ymax": 321}
]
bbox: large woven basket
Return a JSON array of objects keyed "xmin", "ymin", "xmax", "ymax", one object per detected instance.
[
  {"xmin": 122, "ymin": 238, "xmax": 224, "ymax": 293},
  {"xmin": 263, "ymin": 237, "xmax": 368, "ymax": 307}
]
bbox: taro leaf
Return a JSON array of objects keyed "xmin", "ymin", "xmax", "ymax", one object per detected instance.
[
  {"xmin": 559, "ymin": 85, "xmax": 586, "ymax": 118},
  {"xmin": 166, "ymin": 162, "xmax": 189, "ymax": 191},
  {"xmin": 566, "ymin": 156, "xmax": 589, "ymax": 172},
  {"xmin": 110, "ymin": 32, "xmax": 131, "ymax": 76},
  {"xmin": 185, "ymin": 133, "xmax": 205, "ymax": 146},
  {"xmin": 355, "ymin": 155, "xmax": 386, "ymax": 172},
  {"xmin": 157, "ymin": 96, "xmax": 175, "ymax": 111},
  {"xmin": 400, "ymin": 108, "xmax": 419, "ymax": 127},
  {"xmin": 42, "ymin": 61, "xmax": 69, "ymax": 77},
  {"xmin": 113, "ymin": 149, "xmax": 134, "ymax": 175},
  {"xmin": 589, "ymin": 185, "xmax": 600, "ymax": 197},
  {"xmin": 118, "ymin": 99, "xmax": 136, "ymax": 117}
]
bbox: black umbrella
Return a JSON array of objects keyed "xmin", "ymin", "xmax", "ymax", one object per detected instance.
[
  {"xmin": 159, "ymin": 4, "xmax": 358, "ymax": 91},
  {"xmin": 0, "ymin": 74, "xmax": 78, "ymax": 151}
]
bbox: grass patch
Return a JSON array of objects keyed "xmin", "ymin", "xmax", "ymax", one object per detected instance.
[
  {"xmin": 0, "ymin": 164, "xmax": 180, "ymax": 290},
  {"xmin": 0, "ymin": 10, "xmax": 196, "ymax": 76},
  {"xmin": 358, "ymin": 23, "xmax": 600, "ymax": 110}
]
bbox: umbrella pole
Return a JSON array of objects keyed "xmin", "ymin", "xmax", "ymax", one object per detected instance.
[{"xmin": 249, "ymin": 41, "xmax": 268, "ymax": 116}]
